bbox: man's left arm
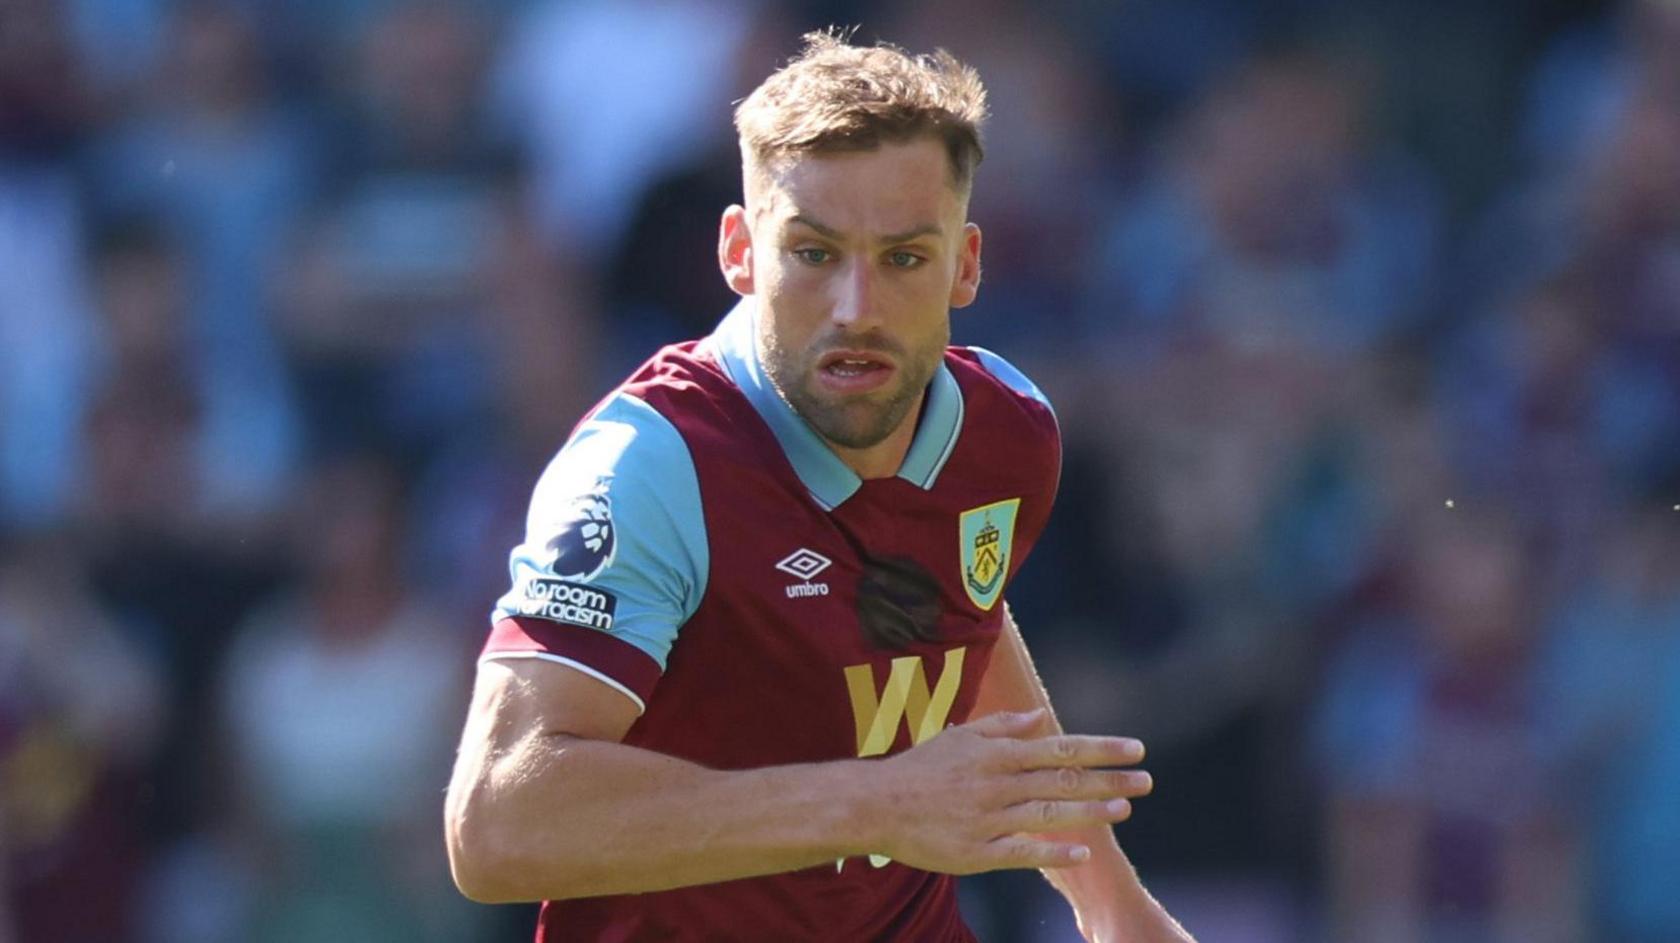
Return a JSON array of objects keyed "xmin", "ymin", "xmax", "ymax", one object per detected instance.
[{"xmin": 972, "ymin": 604, "xmax": 1196, "ymax": 943}]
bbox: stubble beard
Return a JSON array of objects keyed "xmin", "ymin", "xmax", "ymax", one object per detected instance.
[{"xmin": 763, "ymin": 331, "xmax": 946, "ymax": 451}]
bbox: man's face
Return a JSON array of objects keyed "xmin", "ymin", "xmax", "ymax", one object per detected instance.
[{"xmin": 722, "ymin": 137, "xmax": 982, "ymax": 454}]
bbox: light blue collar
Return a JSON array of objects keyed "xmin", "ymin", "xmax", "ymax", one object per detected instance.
[{"xmin": 709, "ymin": 299, "xmax": 964, "ymax": 510}]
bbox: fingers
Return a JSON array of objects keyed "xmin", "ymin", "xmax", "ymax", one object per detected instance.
[
  {"xmin": 1011, "ymin": 767, "xmax": 1153, "ymax": 803},
  {"xmin": 983, "ymin": 835, "xmax": 1094, "ymax": 871},
  {"xmin": 996, "ymin": 797, "xmax": 1135, "ymax": 835},
  {"xmin": 965, "ymin": 708, "xmax": 1048, "ymax": 739},
  {"xmin": 1007, "ymin": 734, "xmax": 1145, "ymax": 771}
]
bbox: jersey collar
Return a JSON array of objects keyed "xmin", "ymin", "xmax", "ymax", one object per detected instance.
[{"xmin": 709, "ymin": 299, "xmax": 964, "ymax": 510}]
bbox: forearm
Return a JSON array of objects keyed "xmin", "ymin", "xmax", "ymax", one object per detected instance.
[
  {"xmin": 975, "ymin": 607, "xmax": 1192, "ymax": 941},
  {"xmin": 448, "ymin": 731, "xmax": 874, "ymax": 902},
  {"xmin": 1038, "ymin": 827, "xmax": 1188, "ymax": 942},
  {"xmin": 449, "ymin": 656, "xmax": 1157, "ymax": 905},
  {"xmin": 1022, "ymin": 725, "xmax": 1185, "ymax": 940}
]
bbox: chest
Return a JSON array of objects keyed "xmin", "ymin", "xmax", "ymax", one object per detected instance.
[
  {"xmin": 713, "ymin": 470, "xmax": 1021, "ymax": 653},
  {"xmin": 629, "ymin": 471, "xmax": 1029, "ymax": 766}
]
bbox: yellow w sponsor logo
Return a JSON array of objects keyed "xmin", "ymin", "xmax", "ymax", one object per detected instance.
[
  {"xmin": 837, "ymin": 647, "xmax": 967, "ymax": 872},
  {"xmin": 843, "ymin": 647, "xmax": 967, "ymax": 757}
]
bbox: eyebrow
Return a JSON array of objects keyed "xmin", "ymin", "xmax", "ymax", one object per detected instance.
[{"xmin": 788, "ymin": 214, "xmax": 944, "ymax": 244}]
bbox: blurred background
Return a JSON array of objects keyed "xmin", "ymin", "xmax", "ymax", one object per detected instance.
[{"xmin": 2, "ymin": 0, "xmax": 1678, "ymax": 940}]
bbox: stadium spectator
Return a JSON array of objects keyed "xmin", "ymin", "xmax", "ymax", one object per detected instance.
[
  {"xmin": 1539, "ymin": 510, "xmax": 1680, "ymax": 943},
  {"xmin": 1083, "ymin": 48, "xmax": 1441, "ymax": 360},
  {"xmin": 88, "ymin": 2, "xmax": 310, "ymax": 519},
  {"xmin": 0, "ymin": 535, "xmax": 166, "ymax": 942},
  {"xmin": 1314, "ymin": 507, "xmax": 1580, "ymax": 943},
  {"xmin": 0, "ymin": 0, "xmax": 100, "ymax": 529},
  {"xmin": 216, "ymin": 455, "xmax": 477, "ymax": 942},
  {"xmin": 489, "ymin": 0, "xmax": 761, "ymax": 252},
  {"xmin": 279, "ymin": 1, "xmax": 515, "ymax": 467}
]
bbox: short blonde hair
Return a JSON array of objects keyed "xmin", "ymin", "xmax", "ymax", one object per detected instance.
[{"xmin": 734, "ymin": 30, "xmax": 989, "ymax": 191}]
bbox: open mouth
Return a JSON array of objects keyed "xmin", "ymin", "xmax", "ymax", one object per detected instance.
[
  {"xmin": 816, "ymin": 350, "xmax": 895, "ymax": 392},
  {"xmin": 825, "ymin": 358, "xmax": 887, "ymax": 377}
]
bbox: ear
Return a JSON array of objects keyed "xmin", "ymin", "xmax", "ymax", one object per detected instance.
[
  {"xmin": 949, "ymin": 222, "xmax": 982, "ymax": 309},
  {"xmin": 718, "ymin": 205, "xmax": 755, "ymax": 295}
]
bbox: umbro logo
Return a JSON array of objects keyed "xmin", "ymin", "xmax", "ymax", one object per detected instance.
[
  {"xmin": 776, "ymin": 548, "xmax": 832, "ymax": 580},
  {"xmin": 777, "ymin": 548, "xmax": 832, "ymax": 598}
]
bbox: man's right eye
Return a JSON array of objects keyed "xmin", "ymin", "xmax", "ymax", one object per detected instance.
[{"xmin": 793, "ymin": 248, "xmax": 832, "ymax": 265}]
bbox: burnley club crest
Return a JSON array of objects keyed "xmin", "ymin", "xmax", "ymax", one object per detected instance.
[{"xmin": 959, "ymin": 498, "xmax": 1020, "ymax": 611}]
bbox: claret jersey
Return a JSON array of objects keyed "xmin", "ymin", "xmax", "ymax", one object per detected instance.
[{"xmin": 483, "ymin": 299, "xmax": 1061, "ymax": 942}]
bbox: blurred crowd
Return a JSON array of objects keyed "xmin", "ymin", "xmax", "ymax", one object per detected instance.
[{"xmin": 2, "ymin": 1, "xmax": 1678, "ymax": 941}]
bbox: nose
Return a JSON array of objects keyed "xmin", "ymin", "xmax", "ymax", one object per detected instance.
[{"xmin": 829, "ymin": 258, "xmax": 879, "ymax": 330}]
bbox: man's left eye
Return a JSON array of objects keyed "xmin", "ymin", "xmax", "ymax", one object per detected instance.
[{"xmin": 888, "ymin": 251, "xmax": 923, "ymax": 268}]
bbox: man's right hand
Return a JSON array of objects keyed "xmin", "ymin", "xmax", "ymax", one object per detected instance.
[{"xmin": 864, "ymin": 709, "xmax": 1152, "ymax": 875}]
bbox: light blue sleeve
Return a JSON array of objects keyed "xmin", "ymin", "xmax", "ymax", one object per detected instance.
[
  {"xmin": 492, "ymin": 392, "xmax": 709, "ymax": 669},
  {"xmin": 968, "ymin": 346, "xmax": 1057, "ymax": 423}
]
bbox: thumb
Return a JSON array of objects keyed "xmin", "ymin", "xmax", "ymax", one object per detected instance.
[{"xmin": 966, "ymin": 708, "xmax": 1047, "ymax": 739}]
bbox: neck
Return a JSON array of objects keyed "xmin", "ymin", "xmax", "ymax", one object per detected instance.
[{"xmin": 824, "ymin": 390, "xmax": 926, "ymax": 480}]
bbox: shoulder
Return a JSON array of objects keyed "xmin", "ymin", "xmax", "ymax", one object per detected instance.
[
  {"xmin": 940, "ymin": 346, "xmax": 1062, "ymax": 504},
  {"xmin": 530, "ymin": 384, "xmax": 710, "ymax": 585},
  {"xmin": 540, "ymin": 333, "xmax": 743, "ymax": 503},
  {"xmin": 544, "ymin": 391, "xmax": 693, "ymax": 490},
  {"xmin": 526, "ymin": 329, "xmax": 763, "ymax": 567},
  {"xmin": 946, "ymin": 346, "xmax": 1057, "ymax": 427},
  {"xmin": 945, "ymin": 346, "xmax": 1059, "ymax": 452},
  {"xmin": 615, "ymin": 340, "xmax": 738, "ymax": 415},
  {"xmin": 574, "ymin": 338, "xmax": 758, "ymax": 459},
  {"xmin": 527, "ymin": 391, "xmax": 705, "ymax": 585},
  {"xmin": 958, "ymin": 346, "xmax": 1054, "ymax": 412},
  {"xmin": 530, "ymin": 392, "xmax": 694, "ymax": 536}
]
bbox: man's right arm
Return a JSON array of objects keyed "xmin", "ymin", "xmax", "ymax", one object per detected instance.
[{"xmin": 443, "ymin": 658, "xmax": 1154, "ymax": 903}]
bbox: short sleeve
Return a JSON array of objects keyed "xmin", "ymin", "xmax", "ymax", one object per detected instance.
[{"xmin": 484, "ymin": 392, "xmax": 708, "ymax": 712}]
